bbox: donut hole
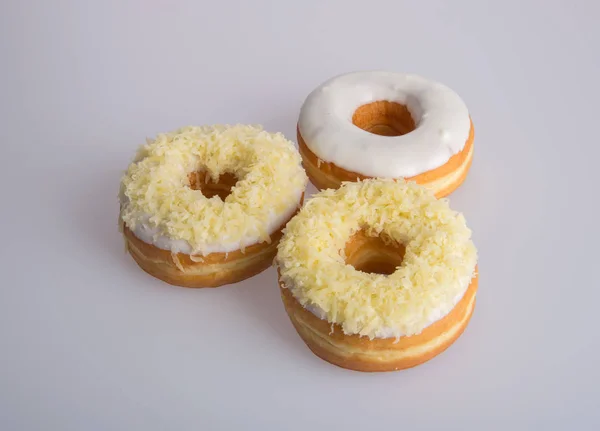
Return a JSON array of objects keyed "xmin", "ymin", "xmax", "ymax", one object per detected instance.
[
  {"xmin": 352, "ymin": 101, "xmax": 416, "ymax": 137},
  {"xmin": 344, "ymin": 230, "xmax": 405, "ymax": 276},
  {"xmin": 188, "ymin": 171, "xmax": 239, "ymax": 200}
]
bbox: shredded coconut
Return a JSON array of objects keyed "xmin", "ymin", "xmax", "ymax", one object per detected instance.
[
  {"xmin": 120, "ymin": 125, "xmax": 307, "ymax": 255},
  {"xmin": 276, "ymin": 178, "xmax": 477, "ymax": 339}
]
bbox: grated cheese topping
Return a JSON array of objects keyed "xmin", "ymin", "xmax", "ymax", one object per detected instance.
[
  {"xmin": 120, "ymin": 125, "xmax": 307, "ymax": 255},
  {"xmin": 276, "ymin": 179, "xmax": 477, "ymax": 339}
]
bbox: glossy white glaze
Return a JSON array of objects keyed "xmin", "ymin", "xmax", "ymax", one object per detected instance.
[{"xmin": 298, "ymin": 71, "xmax": 471, "ymax": 177}]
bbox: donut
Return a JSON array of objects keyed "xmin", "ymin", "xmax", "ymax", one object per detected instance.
[
  {"xmin": 298, "ymin": 71, "xmax": 474, "ymax": 197},
  {"xmin": 276, "ymin": 179, "xmax": 478, "ymax": 371},
  {"xmin": 119, "ymin": 125, "xmax": 308, "ymax": 288}
]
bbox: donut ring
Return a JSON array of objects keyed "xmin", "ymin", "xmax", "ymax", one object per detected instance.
[
  {"xmin": 298, "ymin": 72, "xmax": 474, "ymax": 197},
  {"xmin": 276, "ymin": 179, "xmax": 478, "ymax": 371},
  {"xmin": 120, "ymin": 125, "xmax": 307, "ymax": 288}
]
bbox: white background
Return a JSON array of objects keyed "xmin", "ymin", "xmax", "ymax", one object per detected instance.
[{"xmin": 1, "ymin": 0, "xmax": 599, "ymax": 429}]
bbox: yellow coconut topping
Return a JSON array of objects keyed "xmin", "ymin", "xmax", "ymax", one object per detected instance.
[
  {"xmin": 120, "ymin": 125, "xmax": 307, "ymax": 255},
  {"xmin": 276, "ymin": 179, "xmax": 477, "ymax": 339}
]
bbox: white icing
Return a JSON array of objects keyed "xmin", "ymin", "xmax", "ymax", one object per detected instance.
[
  {"xmin": 299, "ymin": 273, "xmax": 472, "ymax": 339},
  {"xmin": 298, "ymin": 71, "xmax": 471, "ymax": 178},
  {"xmin": 121, "ymin": 186, "xmax": 304, "ymax": 255}
]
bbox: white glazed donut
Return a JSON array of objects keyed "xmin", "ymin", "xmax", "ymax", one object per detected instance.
[{"xmin": 297, "ymin": 71, "xmax": 475, "ymax": 197}]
